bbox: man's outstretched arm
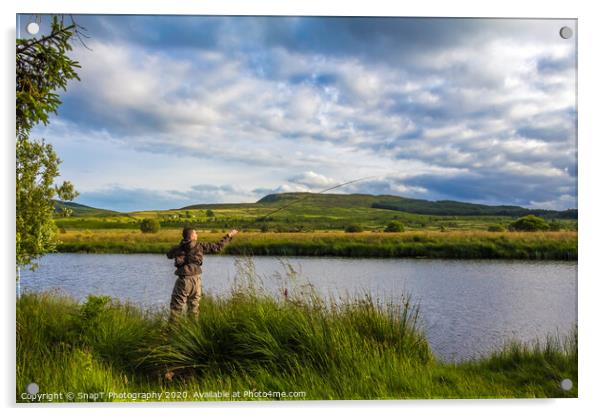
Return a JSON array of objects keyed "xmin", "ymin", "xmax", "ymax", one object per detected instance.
[
  {"xmin": 198, "ymin": 229, "xmax": 238, "ymax": 254},
  {"xmin": 166, "ymin": 244, "xmax": 182, "ymax": 259}
]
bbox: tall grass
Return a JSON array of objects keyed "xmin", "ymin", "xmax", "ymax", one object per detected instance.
[
  {"xmin": 17, "ymin": 260, "xmax": 577, "ymax": 401},
  {"xmin": 55, "ymin": 230, "xmax": 578, "ymax": 260}
]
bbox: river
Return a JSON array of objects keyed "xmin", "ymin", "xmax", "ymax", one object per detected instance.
[{"xmin": 19, "ymin": 253, "xmax": 577, "ymax": 362}]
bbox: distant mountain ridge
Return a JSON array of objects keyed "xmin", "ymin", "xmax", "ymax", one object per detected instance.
[
  {"xmin": 184, "ymin": 192, "xmax": 577, "ymax": 219},
  {"xmin": 53, "ymin": 200, "xmax": 119, "ymax": 217}
]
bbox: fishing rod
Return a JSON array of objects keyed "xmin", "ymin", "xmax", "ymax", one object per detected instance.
[{"xmin": 256, "ymin": 175, "xmax": 379, "ymax": 222}]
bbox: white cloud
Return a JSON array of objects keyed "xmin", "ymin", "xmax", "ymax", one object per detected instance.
[
  {"xmin": 288, "ymin": 171, "xmax": 338, "ymax": 189},
  {"xmin": 44, "ymin": 18, "xmax": 577, "ymax": 210}
]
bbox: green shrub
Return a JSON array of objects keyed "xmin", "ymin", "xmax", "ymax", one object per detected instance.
[
  {"xmin": 344, "ymin": 224, "xmax": 364, "ymax": 233},
  {"xmin": 487, "ymin": 224, "xmax": 506, "ymax": 232},
  {"xmin": 79, "ymin": 295, "xmax": 112, "ymax": 321},
  {"xmin": 384, "ymin": 221, "xmax": 404, "ymax": 232},
  {"xmin": 508, "ymin": 215, "xmax": 550, "ymax": 232},
  {"xmin": 549, "ymin": 221, "xmax": 562, "ymax": 231},
  {"xmin": 139, "ymin": 218, "xmax": 161, "ymax": 233}
]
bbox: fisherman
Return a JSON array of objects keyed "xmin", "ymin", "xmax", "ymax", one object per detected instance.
[{"xmin": 166, "ymin": 227, "xmax": 238, "ymax": 320}]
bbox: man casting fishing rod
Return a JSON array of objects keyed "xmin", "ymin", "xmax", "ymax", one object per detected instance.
[
  {"xmin": 167, "ymin": 227, "xmax": 238, "ymax": 319},
  {"xmin": 165, "ymin": 174, "xmax": 376, "ymax": 319}
]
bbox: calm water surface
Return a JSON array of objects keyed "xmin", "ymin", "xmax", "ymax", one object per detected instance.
[{"xmin": 20, "ymin": 254, "xmax": 577, "ymax": 361}]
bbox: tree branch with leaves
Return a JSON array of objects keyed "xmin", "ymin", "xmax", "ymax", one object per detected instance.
[{"xmin": 16, "ymin": 16, "xmax": 83, "ymax": 270}]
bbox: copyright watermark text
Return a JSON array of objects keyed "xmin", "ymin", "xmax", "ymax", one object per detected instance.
[{"xmin": 20, "ymin": 389, "xmax": 307, "ymax": 402}]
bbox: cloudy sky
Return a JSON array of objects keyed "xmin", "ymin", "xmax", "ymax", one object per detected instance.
[{"xmin": 21, "ymin": 15, "xmax": 577, "ymax": 212}]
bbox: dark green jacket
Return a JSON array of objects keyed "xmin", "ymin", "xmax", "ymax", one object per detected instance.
[{"xmin": 167, "ymin": 234, "xmax": 232, "ymax": 276}]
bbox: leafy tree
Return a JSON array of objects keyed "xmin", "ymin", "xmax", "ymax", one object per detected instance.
[
  {"xmin": 140, "ymin": 218, "xmax": 161, "ymax": 234},
  {"xmin": 206, "ymin": 209, "xmax": 215, "ymax": 218},
  {"xmin": 16, "ymin": 16, "xmax": 82, "ymax": 270},
  {"xmin": 508, "ymin": 215, "xmax": 550, "ymax": 232},
  {"xmin": 16, "ymin": 139, "xmax": 79, "ymax": 267},
  {"xmin": 384, "ymin": 221, "xmax": 404, "ymax": 232}
]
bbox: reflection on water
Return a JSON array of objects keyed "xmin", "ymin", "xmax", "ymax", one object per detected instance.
[{"xmin": 20, "ymin": 254, "xmax": 577, "ymax": 361}]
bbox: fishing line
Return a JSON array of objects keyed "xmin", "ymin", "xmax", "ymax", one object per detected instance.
[{"xmin": 256, "ymin": 175, "xmax": 380, "ymax": 222}]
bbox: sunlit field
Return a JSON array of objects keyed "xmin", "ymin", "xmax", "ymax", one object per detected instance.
[{"xmin": 55, "ymin": 229, "xmax": 577, "ymax": 260}]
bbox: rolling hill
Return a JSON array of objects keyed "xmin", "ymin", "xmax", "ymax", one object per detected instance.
[
  {"xmin": 182, "ymin": 192, "xmax": 577, "ymax": 220},
  {"xmin": 53, "ymin": 200, "xmax": 120, "ymax": 217}
]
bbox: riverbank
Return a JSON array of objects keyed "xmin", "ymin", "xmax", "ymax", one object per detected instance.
[
  {"xmin": 17, "ymin": 287, "xmax": 577, "ymax": 402},
  {"xmin": 55, "ymin": 230, "xmax": 578, "ymax": 260}
]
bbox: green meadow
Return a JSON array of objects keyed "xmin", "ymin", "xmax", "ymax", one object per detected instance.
[
  {"xmin": 53, "ymin": 193, "xmax": 577, "ymax": 260},
  {"xmin": 56, "ymin": 229, "xmax": 577, "ymax": 260},
  {"xmin": 55, "ymin": 192, "xmax": 577, "ymax": 233}
]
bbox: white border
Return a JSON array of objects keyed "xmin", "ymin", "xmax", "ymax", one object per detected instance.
[{"xmin": 2, "ymin": 1, "xmax": 600, "ymax": 416}]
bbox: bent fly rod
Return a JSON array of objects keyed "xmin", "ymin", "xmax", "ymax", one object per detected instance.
[{"xmin": 256, "ymin": 175, "xmax": 379, "ymax": 222}]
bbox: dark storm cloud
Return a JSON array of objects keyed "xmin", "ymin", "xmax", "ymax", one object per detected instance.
[
  {"xmin": 66, "ymin": 14, "xmax": 224, "ymax": 51},
  {"xmin": 64, "ymin": 15, "xmax": 572, "ymax": 71},
  {"xmin": 68, "ymin": 15, "xmax": 479, "ymax": 55},
  {"xmin": 341, "ymin": 170, "xmax": 576, "ymax": 210},
  {"xmin": 402, "ymin": 170, "xmax": 576, "ymax": 208}
]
